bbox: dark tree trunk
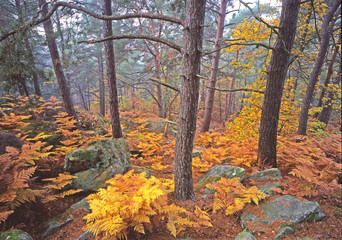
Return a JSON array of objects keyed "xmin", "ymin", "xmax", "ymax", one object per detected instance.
[
  {"xmin": 15, "ymin": 0, "xmax": 41, "ymax": 96},
  {"xmin": 313, "ymin": 36, "xmax": 340, "ymax": 119},
  {"xmin": 200, "ymin": 0, "xmax": 228, "ymax": 132},
  {"xmin": 38, "ymin": 0, "xmax": 78, "ymax": 122},
  {"xmin": 317, "ymin": 65, "xmax": 341, "ymax": 125},
  {"xmin": 77, "ymin": 84, "xmax": 88, "ymax": 110},
  {"xmin": 97, "ymin": 54, "xmax": 106, "ymax": 117},
  {"xmin": 257, "ymin": 0, "xmax": 300, "ymax": 168},
  {"xmin": 102, "ymin": 0, "xmax": 123, "ymax": 138},
  {"xmin": 297, "ymin": 1, "xmax": 340, "ymax": 135},
  {"xmin": 174, "ymin": 0, "xmax": 206, "ymax": 201}
]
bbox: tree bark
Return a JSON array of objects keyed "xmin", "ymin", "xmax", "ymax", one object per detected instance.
[
  {"xmin": 200, "ymin": 0, "xmax": 228, "ymax": 132},
  {"xmin": 174, "ymin": 0, "xmax": 206, "ymax": 201},
  {"xmin": 102, "ymin": 0, "xmax": 123, "ymax": 138},
  {"xmin": 313, "ymin": 36, "xmax": 340, "ymax": 119},
  {"xmin": 317, "ymin": 64, "xmax": 341, "ymax": 125},
  {"xmin": 97, "ymin": 54, "xmax": 106, "ymax": 117},
  {"xmin": 38, "ymin": 0, "xmax": 78, "ymax": 122},
  {"xmin": 257, "ymin": 0, "xmax": 300, "ymax": 168},
  {"xmin": 297, "ymin": 1, "xmax": 340, "ymax": 135},
  {"xmin": 15, "ymin": 0, "xmax": 41, "ymax": 96}
]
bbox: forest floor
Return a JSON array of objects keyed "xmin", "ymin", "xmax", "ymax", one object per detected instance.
[{"xmin": 1, "ymin": 97, "xmax": 341, "ymax": 240}]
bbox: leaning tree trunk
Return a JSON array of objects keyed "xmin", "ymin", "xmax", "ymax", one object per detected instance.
[
  {"xmin": 38, "ymin": 0, "xmax": 78, "ymax": 121},
  {"xmin": 97, "ymin": 54, "xmax": 106, "ymax": 117},
  {"xmin": 174, "ymin": 0, "xmax": 206, "ymax": 201},
  {"xmin": 200, "ymin": 0, "xmax": 228, "ymax": 132},
  {"xmin": 313, "ymin": 36, "xmax": 340, "ymax": 119},
  {"xmin": 317, "ymin": 65, "xmax": 341, "ymax": 125},
  {"xmin": 297, "ymin": 1, "xmax": 340, "ymax": 135},
  {"xmin": 102, "ymin": 0, "xmax": 123, "ymax": 138},
  {"xmin": 257, "ymin": 0, "xmax": 300, "ymax": 168}
]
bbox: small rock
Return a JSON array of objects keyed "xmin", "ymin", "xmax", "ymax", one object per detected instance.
[
  {"xmin": 70, "ymin": 198, "xmax": 90, "ymax": 212},
  {"xmin": 41, "ymin": 218, "xmax": 73, "ymax": 239},
  {"xmin": 247, "ymin": 168, "xmax": 282, "ymax": 182},
  {"xmin": 0, "ymin": 229, "xmax": 33, "ymax": 240},
  {"xmin": 274, "ymin": 226, "xmax": 294, "ymax": 240},
  {"xmin": 198, "ymin": 165, "xmax": 246, "ymax": 185},
  {"xmin": 257, "ymin": 183, "xmax": 283, "ymax": 196},
  {"xmin": 296, "ymin": 237, "xmax": 315, "ymax": 240},
  {"xmin": 234, "ymin": 229, "xmax": 257, "ymax": 240},
  {"xmin": 193, "ymin": 146, "xmax": 205, "ymax": 158}
]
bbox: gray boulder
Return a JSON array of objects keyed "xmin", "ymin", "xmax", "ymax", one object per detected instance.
[
  {"xmin": 234, "ymin": 230, "xmax": 257, "ymax": 240},
  {"xmin": 64, "ymin": 138, "xmax": 130, "ymax": 191},
  {"xmin": 257, "ymin": 183, "xmax": 283, "ymax": 196},
  {"xmin": 247, "ymin": 168, "xmax": 282, "ymax": 182},
  {"xmin": 241, "ymin": 195, "xmax": 325, "ymax": 230},
  {"xmin": 198, "ymin": 165, "xmax": 246, "ymax": 186},
  {"xmin": 0, "ymin": 229, "xmax": 33, "ymax": 240}
]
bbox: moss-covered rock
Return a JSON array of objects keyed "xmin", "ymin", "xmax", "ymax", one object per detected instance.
[
  {"xmin": 234, "ymin": 229, "xmax": 256, "ymax": 240},
  {"xmin": 64, "ymin": 138, "xmax": 130, "ymax": 173},
  {"xmin": 198, "ymin": 165, "xmax": 246, "ymax": 186},
  {"xmin": 247, "ymin": 168, "xmax": 282, "ymax": 182},
  {"xmin": 64, "ymin": 138, "xmax": 130, "ymax": 191},
  {"xmin": 241, "ymin": 195, "xmax": 325, "ymax": 230},
  {"xmin": 0, "ymin": 229, "xmax": 33, "ymax": 240}
]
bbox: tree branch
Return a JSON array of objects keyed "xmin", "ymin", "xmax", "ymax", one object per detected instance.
[
  {"xmin": 239, "ymin": 0, "xmax": 279, "ymax": 35},
  {"xmin": 203, "ymin": 41, "xmax": 274, "ymax": 56},
  {"xmin": 206, "ymin": 86, "xmax": 264, "ymax": 94},
  {"xmin": 149, "ymin": 78, "xmax": 180, "ymax": 92},
  {"xmin": 79, "ymin": 34, "xmax": 181, "ymax": 52},
  {"xmin": 0, "ymin": 1, "xmax": 183, "ymax": 42}
]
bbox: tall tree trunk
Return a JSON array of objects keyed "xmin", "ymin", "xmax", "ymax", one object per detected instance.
[
  {"xmin": 313, "ymin": 36, "xmax": 340, "ymax": 119},
  {"xmin": 200, "ymin": 0, "xmax": 228, "ymax": 132},
  {"xmin": 97, "ymin": 54, "xmax": 106, "ymax": 117},
  {"xmin": 102, "ymin": 0, "xmax": 123, "ymax": 138},
  {"xmin": 155, "ymin": 59, "xmax": 165, "ymax": 118},
  {"xmin": 257, "ymin": 0, "xmax": 300, "ymax": 168},
  {"xmin": 15, "ymin": 0, "xmax": 41, "ymax": 96},
  {"xmin": 174, "ymin": 0, "xmax": 206, "ymax": 201},
  {"xmin": 317, "ymin": 64, "xmax": 341, "ymax": 125},
  {"xmin": 224, "ymin": 51, "xmax": 239, "ymax": 122},
  {"xmin": 38, "ymin": 0, "xmax": 78, "ymax": 122},
  {"xmin": 297, "ymin": 1, "xmax": 340, "ymax": 135}
]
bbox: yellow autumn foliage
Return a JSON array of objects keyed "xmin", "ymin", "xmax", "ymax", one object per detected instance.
[
  {"xmin": 84, "ymin": 170, "xmax": 212, "ymax": 238},
  {"xmin": 207, "ymin": 178, "xmax": 266, "ymax": 215}
]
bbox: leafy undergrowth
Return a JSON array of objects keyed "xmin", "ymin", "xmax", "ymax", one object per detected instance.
[{"xmin": 0, "ymin": 95, "xmax": 341, "ymax": 239}]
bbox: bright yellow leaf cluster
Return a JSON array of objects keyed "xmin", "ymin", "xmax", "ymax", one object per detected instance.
[
  {"xmin": 84, "ymin": 170, "xmax": 211, "ymax": 238},
  {"xmin": 207, "ymin": 178, "xmax": 266, "ymax": 215}
]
